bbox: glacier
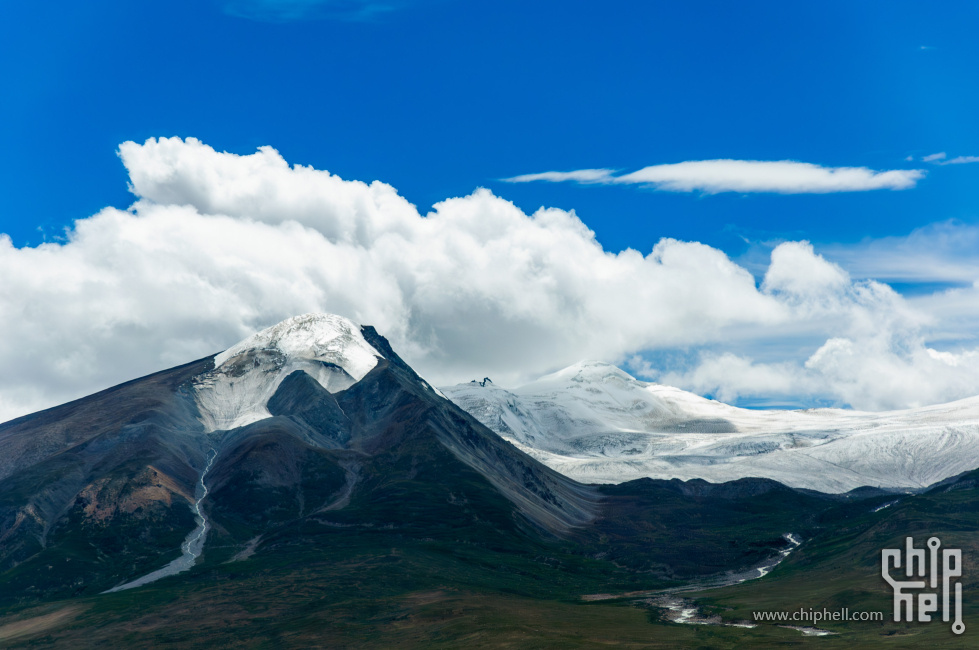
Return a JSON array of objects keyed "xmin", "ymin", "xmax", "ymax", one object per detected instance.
[{"xmin": 441, "ymin": 361, "xmax": 979, "ymax": 493}]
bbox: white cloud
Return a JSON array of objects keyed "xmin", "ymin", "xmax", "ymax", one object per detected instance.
[
  {"xmin": 505, "ymin": 159, "xmax": 925, "ymax": 194},
  {"xmin": 762, "ymin": 241, "xmax": 850, "ymax": 307},
  {"xmin": 0, "ymin": 137, "xmax": 975, "ymax": 421},
  {"xmin": 660, "ymin": 264, "xmax": 979, "ymax": 411},
  {"xmin": 0, "ymin": 138, "xmax": 786, "ymax": 420},
  {"xmin": 659, "ymin": 354, "xmax": 814, "ymax": 405},
  {"xmin": 657, "ymin": 243, "xmax": 979, "ymax": 410},
  {"xmin": 662, "ymin": 334, "xmax": 979, "ymax": 412},
  {"xmin": 818, "ymin": 221, "xmax": 979, "ymax": 285},
  {"xmin": 944, "ymin": 155, "xmax": 979, "ymax": 165},
  {"xmin": 502, "ymin": 169, "xmax": 614, "ymax": 184},
  {"xmin": 922, "ymin": 152, "xmax": 979, "ymax": 166}
]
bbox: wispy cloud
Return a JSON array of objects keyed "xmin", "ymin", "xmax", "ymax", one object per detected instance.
[
  {"xmin": 223, "ymin": 0, "xmax": 415, "ymax": 22},
  {"xmin": 504, "ymin": 159, "xmax": 924, "ymax": 194},
  {"xmin": 504, "ymin": 169, "xmax": 615, "ymax": 184},
  {"xmin": 819, "ymin": 221, "xmax": 979, "ymax": 285},
  {"xmin": 945, "ymin": 155, "xmax": 979, "ymax": 165},
  {"xmin": 921, "ymin": 152, "xmax": 979, "ymax": 166}
]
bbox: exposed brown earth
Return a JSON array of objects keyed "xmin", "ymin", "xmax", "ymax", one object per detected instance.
[
  {"xmin": 79, "ymin": 467, "xmax": 193, "ymax": 522},
  {"xmin": 0, "ymin": 605, "xmax": 84, "ymax": 643}
]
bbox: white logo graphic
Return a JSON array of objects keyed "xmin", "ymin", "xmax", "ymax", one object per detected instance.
[{"xmin": 882, "ymin": 536, "xmax": 964, "ymax": 635}]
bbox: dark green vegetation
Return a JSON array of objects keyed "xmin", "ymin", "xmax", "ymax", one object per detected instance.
[
  {"xmin": 1, "ymin": 475, "xmax": 976, "ymax": 648},
  {"xmin": 0, "ymin": 328, "xmax": 976, "ymax": 647},
  {"xmin": 693, "ymin": 467, "xmax": 979, "ymax": 648},
  {"xmin": 594, "ymin": 478, "xmax": 821, "ymax": 578}
]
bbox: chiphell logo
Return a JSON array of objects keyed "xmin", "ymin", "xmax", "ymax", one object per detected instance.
[{"xmin": 882, "ymin": 536, "xmax": 964, "ymax": 635}]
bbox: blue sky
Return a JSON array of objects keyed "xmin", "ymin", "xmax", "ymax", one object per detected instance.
[
  {"xmin": 2, "ymin": 1, "xmax": 979, "ymax": 416},
  {"xmin": 5, "ymin": 1, "xmax": 978, "ymax": 255}
]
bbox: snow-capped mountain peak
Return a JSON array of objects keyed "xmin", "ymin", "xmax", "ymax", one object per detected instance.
[
  {"xmin": 196, "ymin": 313, "xmax": 383, "ymax": 432},
  {"xmin": 442, "ymin": 360, "xmax": 979, "ymax": 493},
  {"xmin": 214, "ymin": 313, "xmax": 380, "ymax": 378},
  {"xmin": 536, "ymin": 360, "xmax": 637, "ymax": 383}
]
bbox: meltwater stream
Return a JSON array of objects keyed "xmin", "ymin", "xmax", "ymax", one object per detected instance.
[
  {"xmin": 603, "ymin": 534, "xmax": 808, "ymax": 631},
  {"xmin": 103, "ymin": 449, "xmax": 217, "ymax": 593},
  {"xmin": 666, "ymin": 532, "xmax": 803, "ymax": 593}
]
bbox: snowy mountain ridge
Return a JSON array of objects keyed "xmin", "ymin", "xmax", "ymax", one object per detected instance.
[
  {"xmin": 441, "ymin": 361, "xmax": 979, "ymax": 493},
  {"xmin": 195, "ymin": 313, "xmax": 382, "ymax": 432}
]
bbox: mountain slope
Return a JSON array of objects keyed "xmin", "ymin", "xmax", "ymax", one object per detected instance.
[
  {"xmin": 693, "ymin": 465, "xmax": 979, "ymax": 642},
  {"xmin": 0, "ymin": 315, "xmax": 616, "ymax": 603},
  {"xmin": 0, "ymin": 356, "xmax": 213, "ymax": 597},
  {"xmin": 4, "ymin": 315, "xmax": 970, "ymax": 646},
  {"xmin": 0, "ymin": 314, "xmax": 862, "ymax": 614},
  {"xmin": 442, "ymin": 361, "xmax": 979, "ymax": 492}
]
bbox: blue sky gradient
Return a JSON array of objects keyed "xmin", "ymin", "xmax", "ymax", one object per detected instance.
[
  {"xmin": 2, "ymin": 1, "xmax": 979, "ymax": 414},
  {"xmin": 4, "ymin": 1, "xmax": 977, "ymax": 256}
]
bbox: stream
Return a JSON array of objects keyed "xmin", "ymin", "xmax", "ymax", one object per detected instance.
[
  {"xmin": 103, "ymin": 449, "xmax": 217, "ymax": 593},
  {"xmin": 668, "ymin": 532, "xmax": 802, "ymax": 593},
  {"xmin": 639, "ymin": 534, "xmax": 834, "ymax": 635},
  {"xmin": 583, "ymin": 532, "xmax": 805, "ymax": 603}
]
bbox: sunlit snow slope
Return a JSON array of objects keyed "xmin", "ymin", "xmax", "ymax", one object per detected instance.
[
  {"xmin": 441, "ymin": 361, "xmax": 979, "ymax": 493},
  {"xmin": 194, "ymin": 313, "xmax": 382, "ymax": 431}
]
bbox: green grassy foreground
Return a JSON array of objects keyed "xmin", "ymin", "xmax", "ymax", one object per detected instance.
[{"xmin": 1, "ymin": 472, "xmax": 976, "ymax": 649}]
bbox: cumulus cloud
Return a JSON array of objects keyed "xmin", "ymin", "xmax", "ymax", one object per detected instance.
[
  {"xmin": 504, "ymin": 159, "xmax": 925, "ymax": 194},
  {"xmin": 658, "ymin": 354, "xmax": 814, "ymax": 406},
  {"xmin": 762, "ymin": 241, "xmax": 851, "ymax": 306},
  {"xmin": 663, "ymin": 332, "xmax": 979, "ymax": 412},
  {"xmin": 0, "ymin": 137, "xmax": 976, "ymax": 421},
  {"xmin": 923, "ymin": 152, "xmax": 947, "ymax": 162},
  {"xmin": 0, "ymin": 138, "xmax": 784, "ymax": 420},
  {"xmin": 656, "ymin": 243, "xmax": 979, "ymax": 410}
]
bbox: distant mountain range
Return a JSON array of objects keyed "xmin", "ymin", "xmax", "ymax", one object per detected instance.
[
  {"xmin": 0, "ymin": 314, "xmax": 976, "ymax": 646},
  {"xmin": 442, "ymin": 361, "xmax": 979, "ymax": 493}
]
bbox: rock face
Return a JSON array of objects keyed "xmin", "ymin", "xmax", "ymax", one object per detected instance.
[{"xmin": 442, "ymin": 360, "xmax": 979, "ymax": 493}]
